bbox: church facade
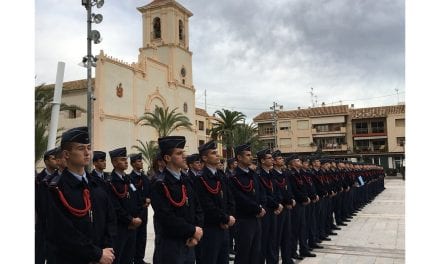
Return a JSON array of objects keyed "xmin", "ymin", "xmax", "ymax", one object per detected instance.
[{"xmin": 43, "ymin": 0, "xmax": 202, "ymax": 168}]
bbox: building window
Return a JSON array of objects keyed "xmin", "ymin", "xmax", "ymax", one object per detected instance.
[
  {"xmin": 371, "ymin": 121, "xmax": 385, "ymax": 133},
  {"xmin": 297, "ymin": 120, "xmax": 309, "ymax": 130},
  {"xmin": 355, "ymin": 140, "xmax": 370, "ymax": 151},
  {"xmin": 354, "ymin": 122, "xmax": 368, "ymax": 134},
  {"xmin": 198, "ymin": 121, "xmax": 204, "ymax": 131},
  {"xmin": 182, "ymin": 79, "xmax": 185, "ymax": 85},
  {"xmin": 153, "ymin": 17, "xmax": 161, "ymax": 39},
  {"xmin": 68, "ymin": 109, "xmax": 77, "ymax": 119},
  {"xmin": 183, "ymin": 103, "xmax": 188, "ymax": 113},
  {"xmin": 397, "ymin": 137, "xmax": 405, "ymax": 146},
  {"xmin": 372, "ymin": 140, "xmax": 386, "ymax": 151},
  {"xmin": 298, "ymin": 137, "xmax": 310, "ymax": 147},
  {"xmin": 279, "ymin": 138, "xmax": 291, "ymax": 147},
  {"xmin": 263, "ymin": 127, "xmax": 274, "ymax": 135},
  {"xmin": 279, "ymin": 121, "xmax": 291, "ymax": 131},
  {"xmin": 262, "ymin": 140, "xmax": 275, "ymax": 149},
  {"xmin": 199, "ymin": 140, "xmax": 205, "ymax": 146},
  {"xmin": 315, "ymin": 124, "xmax": 329, "ymax": 132},
  {"xmin": 395, "ymin": 119, "xmax": 405, "ymax": 127},
  {"xmin": 179, "ymin": 20, "xmax": 184, "ymax": 41}
]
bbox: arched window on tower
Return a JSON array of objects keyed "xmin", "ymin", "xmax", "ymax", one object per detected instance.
[
  {"xmin": 179, "ymin": 20, "xmax": 184, "ymax": 41},
  {"xmin": 153, "ymin": 17, "xmax": 161, "ymax": 39}
]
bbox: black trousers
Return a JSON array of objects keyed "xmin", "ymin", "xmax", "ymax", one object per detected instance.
[
  {"xmin": 115, "ymin": 226, "xmax": 136, "ymax": 264},
  {"xmin": 260, "ymin": 210, "xmax": 278, "ymax": 264},
  {"xmin": 135, "ymin": 209, "xmax": 148, "ymax": 264},
  {"xmin": 316, "ymin": 198, "xmax": 327, "ymax": 239},
  {"xmin": 158, "ymin": 237, "xmax": 195, "ymax": 264},
  {"xmin": 234, "ymin": 218, "xmax": 262, "ymax": 264},
  {"xmin": 291, "ymin": 204, "xmax": 308, "ymax": 255},
  {"xmin": 200, "ymin": 226, "xmax": 229, "ymax": 264},
  {"xmin": 306, "ymin": 202, "xmax": 318, "ymax": 246},
  {"xmin": 35, "ymin": 228, "xmax": 46, "ymax": 264},
  {"xmin": 276, "ymin": 208, "xmax": 293, "ymax": 264}
]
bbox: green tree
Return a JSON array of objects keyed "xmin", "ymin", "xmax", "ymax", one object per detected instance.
[
  {"xmin": 35, "ymin": 84, "xmax": 85, "ymax": 164},
  {"xmin": 137, "ymin": 106, "xmax": 193, "ymax": 137},
  {"xmin": 131, "ymin": 139, "xmax": 159, "ymax": 172},
  {"xmin": 232, "ymin": 122, "xmax": 263, "ymax": 153},
  {"xmin": 210, "ymin": 109, "xmax": 246, "ymax": 158}
]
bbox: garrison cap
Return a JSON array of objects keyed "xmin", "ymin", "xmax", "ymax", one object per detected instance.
[
  {"xmin": 234, "ymin": 143, "xmax": 251, "ymax": 156},
  {"xmin": 61, "ymin": 126, "xmax": 89, "ymax": 145},
  {"xmin": 93, "ymin": 151, "xmax": 106, "ymax": 162},
  {"xmin": 130, "ymin": 153, "xmax": 142, "ymax": 162},
  {"xmin": 256, "ymin": 148, "xmax": 271, "ymax": 160},
  {"xmin": 272, "ymin": 150, "xmax": 283, "ymax": 158},
  {"xmin": 198, "ymin": 140, "xmax": 217, "ymax": 155},
  {"xmin": 158, "ymin": 136, "xmax": 186, "ymax": 153},
  {"xmin": 186, "ymin": 153, "xmax": 201, "ymax": 164},
  {"xmin": 109, "ymin": 147, "xmax": 127, "ymax": 159},
  {"xmin": 44, "ymin": 147, "xmax": 59, "ymax": 160},
  {"xmin": 286, "ymin": 154, "xmax": 300, "ymax": 164}
]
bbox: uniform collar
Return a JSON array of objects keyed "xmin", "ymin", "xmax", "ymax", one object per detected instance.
[
  {"xmin": 68, "ymin": 169, "xmax": 88, "ymax": 183},
  {"xmin": 166, "ymin": 167, "xmax": 181, "ymax": 180}
]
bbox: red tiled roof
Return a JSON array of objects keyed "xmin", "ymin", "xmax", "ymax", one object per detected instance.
[
  {"xmin": 349, "ymin": 105, "xmax": 405, "ymax": 119},
  {"xmin": 253, "ymin": 105, "xmax": 349, "ymax": 121},
  {"xmin": 195, "ymin": 107, "xmax": 209, "ymax": 117},
  {"xmin": 40, "ymin": 79, "xmax": 94, "ymax": 92}
]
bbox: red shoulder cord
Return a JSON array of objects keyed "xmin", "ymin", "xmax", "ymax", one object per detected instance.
[
  {"xmin": 274, "ymin": 177, "xmax": 286, "ymax": 188},
  {"xmin": 200, "ymin": 176, "xmax": 221, "ymax": 194},
  {"xmin": 162, "ymin": 183, "xmax": 187, "ymax": 207},
  {"xmin": 110, "ymin": 183, "xmax": 128, "ymax": 199},
  {"xmin": 232, "ymin": 176, "xmax": 254, "ymax": 192},
  {"xmin": 259, "ymin": 176, "xmax": 273, "ymax": 191},
  {"xmin": 56, "ymin": 187, "xmax": 91, "ymax": 217}
]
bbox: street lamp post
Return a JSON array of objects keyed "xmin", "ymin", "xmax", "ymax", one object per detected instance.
[
  {"xmin": 270, "ymin": 101, "xmax": 283, "ymax": 150},
  {"xmin": 81, "ymin": 0, "xmax": 104, "ymax": 169}
]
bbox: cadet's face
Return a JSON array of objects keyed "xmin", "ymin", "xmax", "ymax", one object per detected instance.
[
  {"xmin": 113, "ymin": 157, "xmax": 128, "ymax": 171},
  {"xmin": 169, "ymin": 148, "xmax": 186, "ymax": 169},
  {"xmin": 45, "ymin": 155, "xmax": 58, "ymax": 170},
  {"xmin": 274, "ymin": 156, "xmax": 284, "ymax": 166},
  {"xmin": 193, "ymin": 160, "xmax": 203, "ymax": 170},
  {"xmin": 94, "ymin": 159, "xmax": 106, "ymax": 170},
  {"xmin": 261, "ymin": 154, "xmax": 274, "ymax": 168},
  {"xmin": 232, "ymin": 161, "xmax": 238, "ymax": 168},
  {"xmin": 302, "ymin": 161, "xmax": 309, "ymax": 168},
  {"xmin": 203, "ymin": 149, "xmax": 220, "ymax": 166},
  {"xmin": 65, "ymin": 143, "xmax": 91, "ymax": 167},
  {"xmin": 238, "ymin": 150, "xmax": 252, "ymax": 166},
  {"xmin": 132, "ymin": 159, "xmax": 143, "ymax": 170},
  {"xmin": 292, "ymin": 159, "xmax": 301, "ymax": 168}
]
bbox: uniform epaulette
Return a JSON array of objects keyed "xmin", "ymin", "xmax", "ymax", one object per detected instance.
[{"xmin": 48, "ymin": 173, "xmax": 62, "ymax": 189}]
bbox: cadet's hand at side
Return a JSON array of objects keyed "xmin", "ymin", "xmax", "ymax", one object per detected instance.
[{"xmin": 99, "ymin": 248, "xmax": 115, "ymax": 264}]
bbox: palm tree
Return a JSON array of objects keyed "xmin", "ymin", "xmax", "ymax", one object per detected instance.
[
  {"xmin": 232, "ymin": 122, "xmax": 263, "ymax": 153},
  {"xmin": 35, "ymin": 84, "xmax": 85, "ymax": 164},
  {"xmin": 131, "ymin": 139, "xmax": 159, "ymax": 172},
  {"xmin": 210, "ymin": 109, "xmax": 246, "ymax": 158},
  {"xmin": 137, "ymin": 106, "xmax": 193, "ymax": 138}
]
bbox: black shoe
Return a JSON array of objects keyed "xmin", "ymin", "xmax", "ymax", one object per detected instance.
[
  {"xmin": 338, "ymin": 222, "xmax": 348, "ymax": 226},
  {"xmin": 343, "ymin": 219, "xmax": 351, "ymax": 222},
  {"xmin": 347, "ymin": 216, "xmax": 353, "ymax": 219},
  {"xmin": 292, "ymin": 254, "xmax": 304, "ymax": 260},
  {"xmin": 320, "ymin": 236, "xmax": 331, "ymax": 241},
  {"xmin": 332, "ymin": 226, "xmax": 342, "ymax": 230},
  {"xmin": 310, "ymin": 244, "xmax": 324, "ymax": 249},
  {"xmin": 300, "ymin": 252, "xmax": 317, "ymax": 258}
]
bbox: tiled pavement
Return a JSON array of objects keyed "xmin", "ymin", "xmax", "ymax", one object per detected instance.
[{"xmin": 143, "ymin": 178, "xmax": 405, "ymax": 264}]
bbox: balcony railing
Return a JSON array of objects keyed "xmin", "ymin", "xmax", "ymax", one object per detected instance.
[
  {"xmin": 312, "ymin": 126, "xmax": 346, "ymax": 134},
  {"xmin": 321, "ymin": 143, "xmax": 348, "ymax": 151}
]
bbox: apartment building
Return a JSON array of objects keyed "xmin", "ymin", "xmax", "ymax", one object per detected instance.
[{"xmin": 253, "ymin": 104, "xmax": 405, "ymax": 170}]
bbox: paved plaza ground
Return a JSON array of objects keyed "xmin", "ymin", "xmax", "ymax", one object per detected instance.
[{"xmin": 143, "ymin": 178, "xmax": 405, "ymax": 264}]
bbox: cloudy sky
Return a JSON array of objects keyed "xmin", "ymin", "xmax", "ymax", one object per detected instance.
[{"xmin": 35, "ymin": 0, "xmax": 405, "ymax": 121}]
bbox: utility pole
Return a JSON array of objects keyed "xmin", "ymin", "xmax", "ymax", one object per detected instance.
[
  {"xmin": 310, "ymin": 87, "xmax": 318, "ymax": 107},
  {"xmin": 270, "ymin": 101, "xmax": 283, "ymax": 150},
  {"xmin": 81, "ymin": 0, "xmax": 104, "ymax": 169}
]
